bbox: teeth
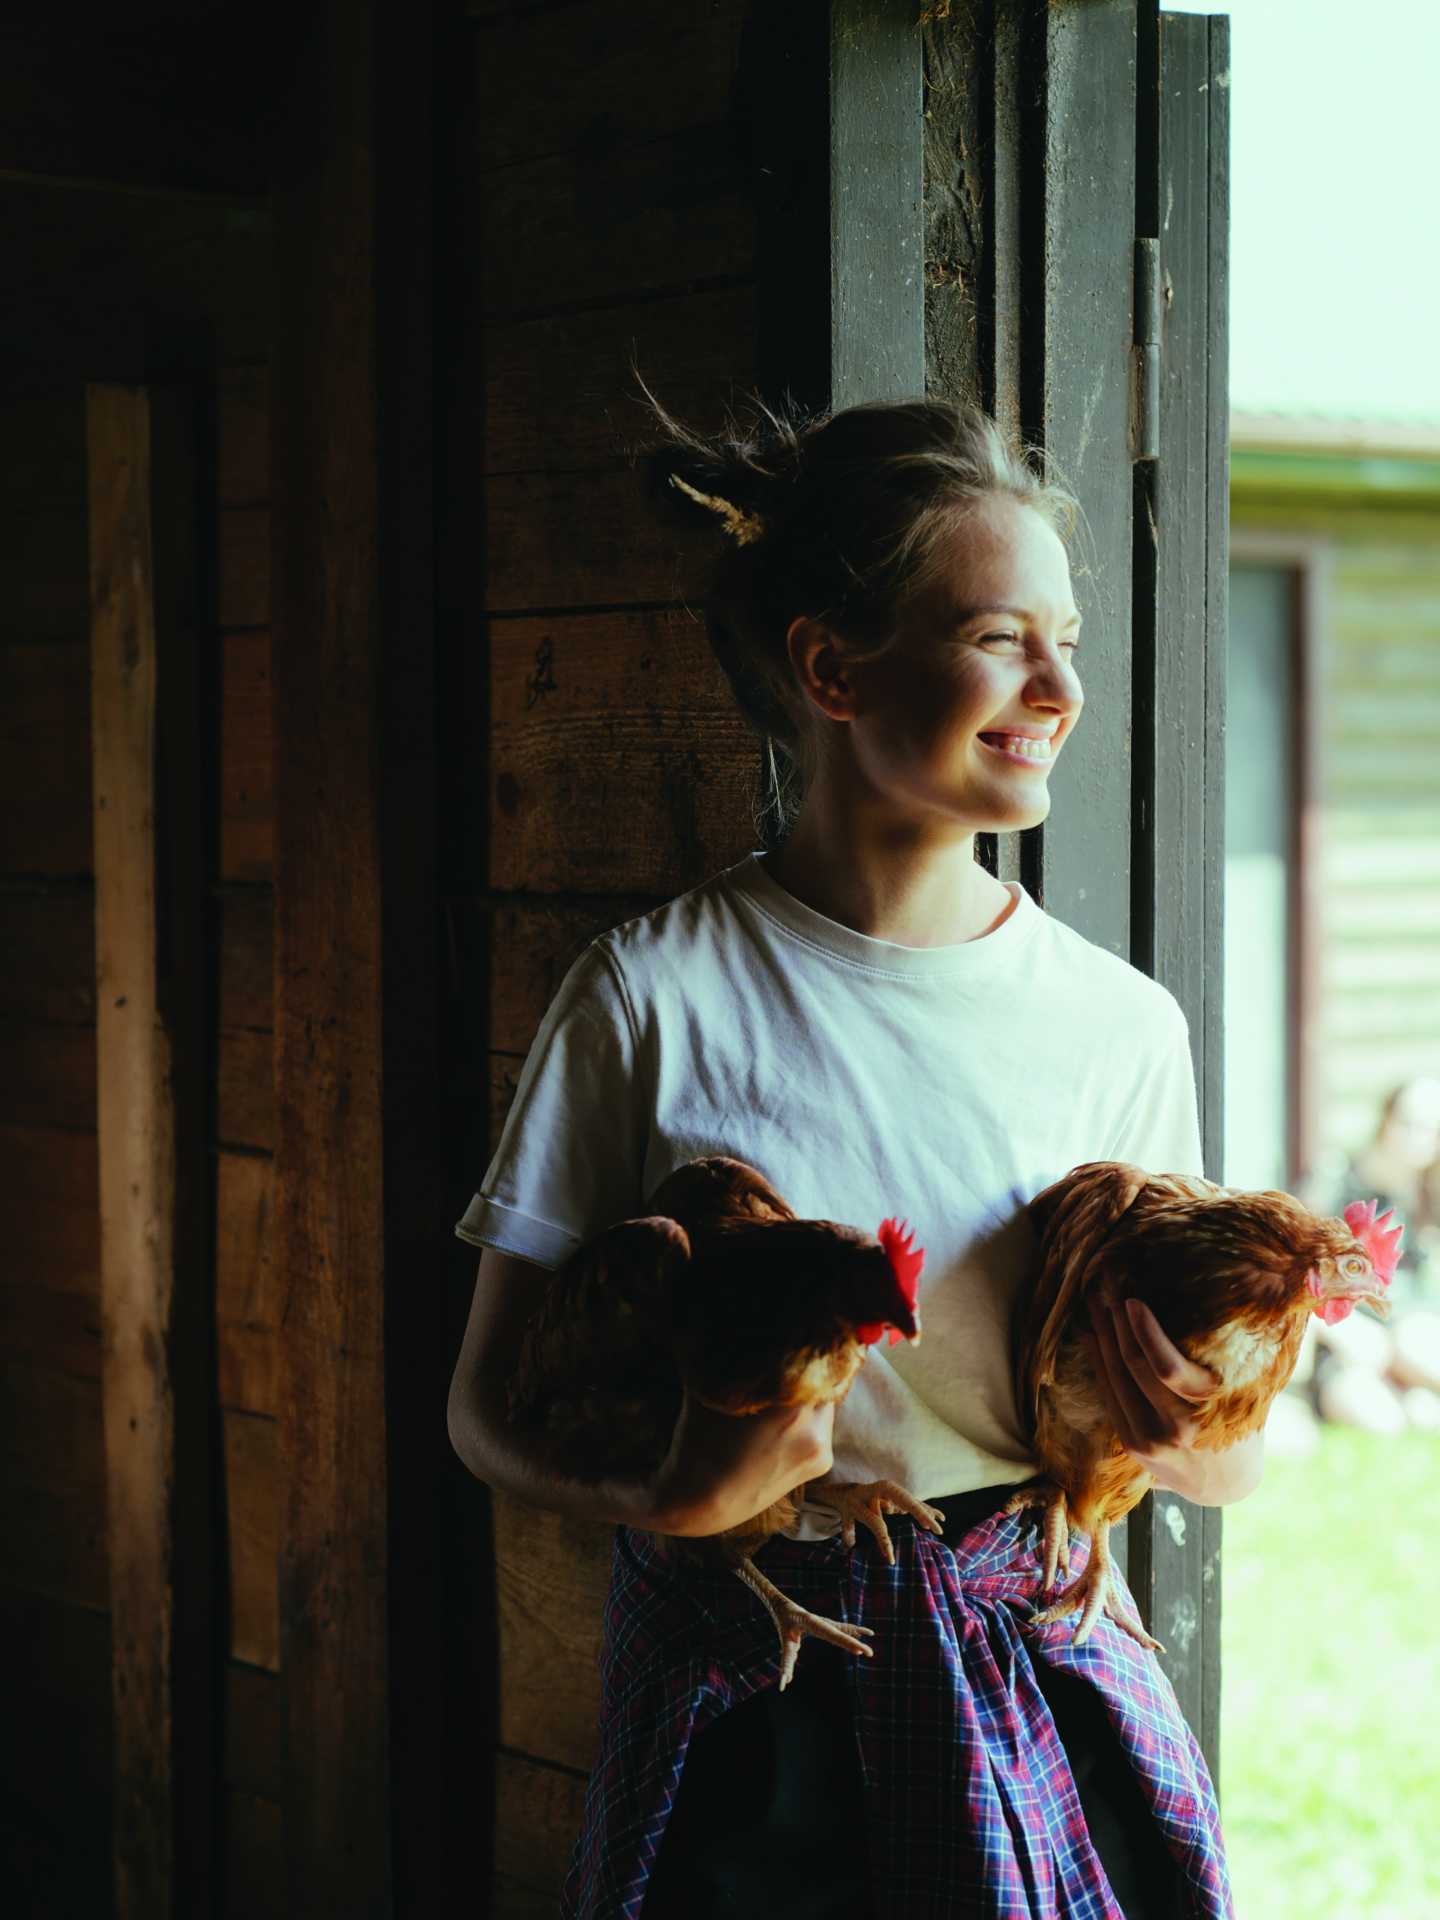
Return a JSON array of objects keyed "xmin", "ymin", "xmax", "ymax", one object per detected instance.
[{"xmin": 984, "ymin": 734, "xmax": 1052, "ymax": 760}]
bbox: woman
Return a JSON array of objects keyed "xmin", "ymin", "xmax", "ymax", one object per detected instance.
[{"xmin": 447, "ymin": 394, "xmax": 1261, "ymax": 1918}]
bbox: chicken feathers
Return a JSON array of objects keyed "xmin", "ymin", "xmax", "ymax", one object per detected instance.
[
  {"xmin": 508, "ymin": 1155, "xmax": 939, "ymax": 1687},
  {"xmin": 1010, "ymin": 1160, "xmax": 1402, "ymax": 1648}
]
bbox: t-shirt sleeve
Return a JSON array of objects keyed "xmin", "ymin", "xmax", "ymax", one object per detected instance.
[
  {"xmin": 453, "ymin": 939, "xmax": 648, "ymax": 1269},
  {"xmin": 1107, "ymin": 997, "xmax": 1206, "ymax": 1179}
]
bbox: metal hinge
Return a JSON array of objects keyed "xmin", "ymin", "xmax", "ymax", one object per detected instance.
[{"xmin": 1132, "ymin": 237, "xmax": 1160, "ymax": 462}]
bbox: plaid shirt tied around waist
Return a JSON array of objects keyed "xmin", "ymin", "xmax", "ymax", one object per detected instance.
[{"xmin": 559, "ymin": 1498, "xmax": 1235, "ymax": 1920}]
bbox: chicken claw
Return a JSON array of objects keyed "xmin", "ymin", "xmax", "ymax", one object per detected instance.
[
  {"xmin": 1026, "ymin": 1522, "xmax": 1165, "ymax": 1653},
  {"xmin": 733, "ymin": 1556, "xmax": 876, "ymax": 1691},
  {"xmin": 825, "ymin": 1478, "xmax": 947, "ymax": 1566},
  {"xmin": 1002, "ymin": 1478, "xmax": 1072, "ymax": 1590}
]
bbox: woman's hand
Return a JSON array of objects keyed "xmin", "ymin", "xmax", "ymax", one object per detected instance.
[
  {"xmin": 1083, "ymin": 1295, "xmax": 1264, "ymax": 1506},
  {"xmin": 652, "ymin": 1388, "xmax": 836, "ymax": 1536}
]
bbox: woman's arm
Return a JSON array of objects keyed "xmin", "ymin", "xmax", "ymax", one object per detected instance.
[
  {"xmin": 1082, "ymin": 1293, "xmax": 1267, "ymax": 1507},
  {"xmin": 447, "ymin": 1244, "xmax": 836, "ymax": 1535}
]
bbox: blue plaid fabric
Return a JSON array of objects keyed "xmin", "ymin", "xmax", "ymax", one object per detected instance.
[{"xmin": 560, "ymin": 1501, "xmax": 1235, "ymax": 1919}]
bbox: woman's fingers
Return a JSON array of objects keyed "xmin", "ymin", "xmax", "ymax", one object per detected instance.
[
  {"xmin": 1111, "ymin": 1298, "xmax": 1219, "ymax": 1447},
  {"xmin": 1089, "ymin": 1294, "xmax": 1219, "ymax": 1449},
  {"xmin": 1122, "ymin": 1297, "xmax": 1220, "ymax": 1403},
  {"xmin": 1084, "ymin": 1297, "xmax": 1154, "ymax": 1451}
]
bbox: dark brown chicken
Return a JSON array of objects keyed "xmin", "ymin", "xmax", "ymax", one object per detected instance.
[
  {"xmin": 507, "ymin": 1156, "xmax": 940, "ymax": 1686},
  {"xmin": 1007, "ymin": 1160, "xmax": 1403, "ymax": 1648}
]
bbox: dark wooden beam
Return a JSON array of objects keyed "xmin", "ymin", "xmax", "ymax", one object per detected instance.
[
  {"xmin": 1123, "ymin": 2, "xmax": 1231, "ymax": 1776},
  {"xmin": 86, "ymin": 381, "xmax": 216, "ymax": 1917},
  {"xmin": 1026, "ymin": 0, "xmax": 1140, "ymax": 945},
  {"xmin": 271, "ymin": 0, "xmax": 445, "ymax": 1909},
  {"xmin": 746, "ymin": 0, "xmax": 923, "ymax": 415}
]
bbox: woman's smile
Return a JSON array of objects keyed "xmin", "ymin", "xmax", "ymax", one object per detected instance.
[{"xmin": 976, "ymin": 729, "xmax": 1058, "ymax": 766}]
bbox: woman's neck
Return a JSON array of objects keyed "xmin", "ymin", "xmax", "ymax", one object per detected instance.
[{"xmin": 767, "ymin": 815, "xmax": 1015, "ymax": 948}]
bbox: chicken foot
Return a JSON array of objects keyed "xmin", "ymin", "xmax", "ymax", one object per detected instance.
[
  {"xmin": 1002, "ymin": 1478, "xmax": 1072, "ymax": 1591},
  {"xmin": 825, "ymin": 1478, "xmax": 948, "ymax": 1565},
  {"xmin": 733, "ymin": 1556, "xmax": 876, "ymax": 1692},
  {"xmin": 1027, "ymin": 1519, "xmax": 1165, "ymax": 1653}
]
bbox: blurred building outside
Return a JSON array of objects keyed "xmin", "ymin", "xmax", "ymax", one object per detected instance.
[{"xmin": 1223, "ymin": 411, "xmax": 1440, "ymax": 1442}]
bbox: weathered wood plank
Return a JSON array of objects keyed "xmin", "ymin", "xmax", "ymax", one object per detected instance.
[
  {"xmin": 218, "ymin": 1027, "xmax": 275, "ymax": 1152},
  {"xmin": 473, "ymin": 128, "xmax": 752, "ymax": 324},
  {"xmin": 492, "ymin": 1494, "xmax": 611, "ymax": 1768},
  {"xmin": 87, "ymin": 381, "xmax": 217, "ymax": 1914},
  {"xmin": 493, "ymin": 1749, "xmax": 588, "ymax": 1906},
  {"xmin": 1030, "ymin": 0, "xmax": 1138, "ymax": 951},
  {"xmin": 219, "ymin": 631, "xmax": 274, "ymax": 883},
  {"xmin": 224, "ymin": 1790, "xmax": 285, "ymax": 1920},
  {"xmin": 219, "ymin": 508, "xmax": 270, "ymax": 629},
  {"xmin": 224, "ymin": 1410, "xmax": 280, "ymax": 1672},
  {"xmin": 0, "ymin": 1280, "xmax": 102, "ymax": 1379},
  {"xmin": 219, "ymin": 366, "xmax": 269, "ymax": 507},
  {"xmin": 0, "ymin": 1130, "xmax": 274, "ymax": 1411},
  {"xmin": 472, "ymin": 0, "xmax": 748, "ymax": 173},
  {"xmin": 481, "ymin": 467, "xmax": 718, "ymax": 609},
  {"xmin": 0, "ymin": 630, "xmax": 269, "ymax": 884},
  {"xmin": 829, "ymin": 0, "xmax": 925, "ymax": 407},
  {"xmin": 0, "ymin": 1361, "xmax": 107, "ymax": 1610},
  {"xmin": 271, "ymin": 3, "xmax": 447, "ymax": 1907},
  {"xmin": 272, "ymin": 0, "xmax": 392, "ymax": 1873},
  {"xmin": 921, "ymin": 0, "xmax": 985, "ymax": 409},
  {"xmin": 0, "ymin": 1016, "xmax": 96, "ymax": 1132},
  {"xmin": 0, "ymin": 1122, "xmax": 99, "ymax": 1283},
  {"xmin": 0, "ymin": 178, "xmax": 271, "ymax": 383},
  {"xmin": 0, "ymin": 886, "xmax": 95, "ymax": 1022},
  {"xmin": 0, "ymin": 1581, "xmax": 113, "ymax": 1916},
  {"xmin": 224, "ymin": 1660, "xmax": 282, "ymax": 1802},
  {"xmin": 1, "ymin": 1003, "xmax": 270, "ymax": 1156},
  {"xmin": 216, "ymin": 1152, "xmax": 278, "ymax": 1417},
  {"xmin": 488, "ymin": 608, "xmax": 756, "ymax": 892},
  {"xmin": 0, "ymin": 641, "xmax": 91, "ymax": 873},
  {"xmin": 480, "ymin": 284, "xmax": 756, "ymax": 476}
]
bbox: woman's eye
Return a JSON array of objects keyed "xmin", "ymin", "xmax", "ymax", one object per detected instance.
[{"xmin": 980, "ymin": 631, "xmax": 1022, "ymax": 645}]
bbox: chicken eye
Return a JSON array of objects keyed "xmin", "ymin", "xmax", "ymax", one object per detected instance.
[{"xmin": 1342, "ymin": 1255, "xmax": 1365, "ymax": 1276}]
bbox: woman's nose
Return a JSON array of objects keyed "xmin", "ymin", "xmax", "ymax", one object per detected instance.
[{"xmin": 1026, "ymin": 653, "xmax": 1083, "ymax": 714}]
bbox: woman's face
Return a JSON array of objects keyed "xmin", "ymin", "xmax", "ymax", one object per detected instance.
[{"xmin": 844, "ymin": 493, "xmax": 1085, "ymax": 833}]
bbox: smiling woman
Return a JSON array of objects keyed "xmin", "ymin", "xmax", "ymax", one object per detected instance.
[{"xmin": 446, "ymin": 381, "xmax": 1247, "ymax": 1916}]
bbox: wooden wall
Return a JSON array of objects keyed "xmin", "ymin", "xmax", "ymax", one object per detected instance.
[
  {"xmin": 0, "ymin": 19, "xmax": 278, "ymax": 1894},
  {"xmin": 441, "ymin": 1, "xmax": 774, "ymax": 1908},
  {"xmin": 0, "ymin": 360, "xmax": 280, "ymax": 1915},
  {"xmin": 0, "ymin": 357, "xmax": 282, "ymax": 1904}
]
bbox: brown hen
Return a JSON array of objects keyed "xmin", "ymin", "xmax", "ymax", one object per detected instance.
[
  {"xmin": 507, "ymin": 1155, "xmax": 940, "ymax": 1687},
  {"xmin": 1008, "ymin": 1160, "xmax": 1402, "ymax": 1649}
]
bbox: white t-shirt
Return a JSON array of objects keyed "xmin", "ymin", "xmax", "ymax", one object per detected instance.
[{"xmin": 454, "ymin": 849, "xmax": 1205, "ymax": 1542}]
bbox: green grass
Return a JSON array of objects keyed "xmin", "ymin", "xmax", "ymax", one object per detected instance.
[{"xmin": 1220, "ymin": 1424, "xmax": 1440, "ymax": 1919}]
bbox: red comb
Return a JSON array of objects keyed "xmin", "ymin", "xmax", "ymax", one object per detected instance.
[
  {"xmin": 873, "ymin": 1217, "xmax": 925, "ymax": 1348},
  {"xmin": 1343, "ymin": 1197, "xmax": 1404, "ymax": 1285}
]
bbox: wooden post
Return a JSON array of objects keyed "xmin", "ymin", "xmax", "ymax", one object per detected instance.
[
  {"xmin": 1124, "ymin": 2, "xmax": 1232, "ymax": 1770},
  {"xmin": 87, "ymin": 382, "xmax": 216, "ymax": 1918},
  {"xmin": 271, "ymin": 1, "xmax": 443, "ymax": 1909}
]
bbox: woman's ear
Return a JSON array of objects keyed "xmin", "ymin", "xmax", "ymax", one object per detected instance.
[{"xmin": 785, "ymin": 614, "xmax": 857, "ymax": 723}]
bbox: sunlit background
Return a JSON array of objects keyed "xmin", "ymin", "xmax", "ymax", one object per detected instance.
[{"xmin": 1172, "ymin": 4, "xmax": 1439, "ymax": 1913}]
